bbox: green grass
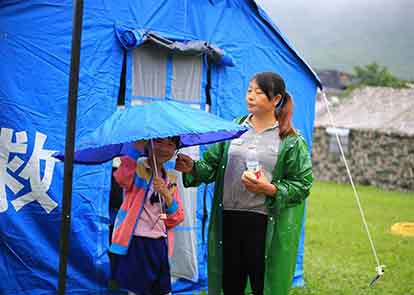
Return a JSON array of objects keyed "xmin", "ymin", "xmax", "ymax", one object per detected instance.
[{"xmin": 290, "ymin": 181, "xmax": 414, "ymax": 295}]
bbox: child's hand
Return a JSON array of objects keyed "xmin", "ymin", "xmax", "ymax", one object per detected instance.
[
  {"xmin": 153, "ymin": 176, "xmax": 172, "ymax": 206},
  {"xmin": 153, "ymin": 176, "xmax": 168, "ymax": 195}
]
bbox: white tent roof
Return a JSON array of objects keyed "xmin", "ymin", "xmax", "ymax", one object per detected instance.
[{"xmin": 316, "ymin": 86, "xmax": 414, "ymax": 136}]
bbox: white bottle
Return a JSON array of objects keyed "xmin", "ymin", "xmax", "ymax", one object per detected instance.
[{"xmin": 246, "ymin": 144, "xmax": 260, "ymax": 172}]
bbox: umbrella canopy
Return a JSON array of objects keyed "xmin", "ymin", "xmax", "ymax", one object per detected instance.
[{"xmin": 56, "ymin": 100, "xmax": 247, "ymax": 164}]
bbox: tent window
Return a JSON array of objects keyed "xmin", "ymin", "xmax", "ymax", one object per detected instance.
[
  {"xmin": 326, "ymin": 127, "xmax": 350, "ymax": 154},
  {"xmin": 132, "ymin": 43, "xmax": 168, "ymax": 99},
  {"xmin": 131, "ymin": 43, "xmax": 203, "ymax": 103},
  {"xmin": 171, "ymin": 55, "xmax": 202, "ymax": 103}
]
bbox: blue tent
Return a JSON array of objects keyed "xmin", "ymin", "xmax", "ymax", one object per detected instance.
[{"xmin": 0, "ymin": 0, "xmax": 321, "ymax": 294}]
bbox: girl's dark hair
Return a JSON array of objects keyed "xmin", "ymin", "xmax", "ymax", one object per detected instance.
[
  {"xmin": 144, "ymin": 136, "xmax": 181, "ymax": 154},
  {"xmin": 171, "ymin": 136, "xmax": 181, "ymax": 148},
  {"xmin": 252, "ymin": 72, "xmax": 295, "ymax": 138}
]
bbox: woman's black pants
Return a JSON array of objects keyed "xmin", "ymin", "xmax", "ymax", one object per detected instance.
[{"xmin": 222, "ymin": 210, "xmax": 268, "ymax": 295}]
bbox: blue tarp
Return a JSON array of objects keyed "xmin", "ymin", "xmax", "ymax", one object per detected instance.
[{"xmin": 0, "ymin": 0, "xmax": 320, "ymax": 294}]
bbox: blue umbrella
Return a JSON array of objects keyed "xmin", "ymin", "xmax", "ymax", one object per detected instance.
[
  {"xmin": 56, "ymin": 100, "xmax": 247, "ymax": 164},
  {"xmin": 57, "ymin": 100, "xmax": 247, "ymax": 219}
]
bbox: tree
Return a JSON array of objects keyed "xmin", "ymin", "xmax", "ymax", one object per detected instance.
[{"xmin": 353, "ymin": 63, "xmax": 407, "ymax": 88}]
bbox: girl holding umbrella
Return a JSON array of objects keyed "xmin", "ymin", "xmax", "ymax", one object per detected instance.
[{"xmin": 110, "ymin": 137, "xmax": 184, "ymax": 295}]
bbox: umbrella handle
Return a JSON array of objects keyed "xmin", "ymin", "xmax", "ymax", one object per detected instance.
[{"xmin": 150, "ymin": 139, "xmax": 164, "ymax": 215}]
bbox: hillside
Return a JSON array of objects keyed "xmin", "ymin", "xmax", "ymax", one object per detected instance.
[{"xmin": 256, "ymin": 0, "xmax": 414, "ymax": 80}]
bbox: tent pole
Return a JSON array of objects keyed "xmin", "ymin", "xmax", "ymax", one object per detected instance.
[{"xmin": 58, "ymin": 0, "xmax": 84, "ymax": 294}]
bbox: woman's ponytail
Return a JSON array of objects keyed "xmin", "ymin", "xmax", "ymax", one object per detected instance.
[{"xmin": 275, "ymin": 92, "xmax": 295, "ymax": 138}]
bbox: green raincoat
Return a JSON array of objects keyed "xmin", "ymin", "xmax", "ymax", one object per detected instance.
[{"xmin": 183, "ymin": 124, "xmax": 313, "ymax": 295}]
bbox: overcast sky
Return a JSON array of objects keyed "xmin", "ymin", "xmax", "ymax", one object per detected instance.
[
  {"xmin": 254, "ymin": 0, "xmax": 414, "ymax": 79},
  {"xmin": 255, "ymin": 0, "xmax": 413, "ymax": 34},
  {"xmin": 256, "ymin": 0, "xmax": 412, "ymax": 16}
]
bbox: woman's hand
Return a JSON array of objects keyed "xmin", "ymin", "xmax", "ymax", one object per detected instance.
[
  {"xmin": 153, "ymin": 176, "xmax": 172, "ymax": 206},
  {"xmin": 175, "ymin": 153, "xmax": 194, "ymax": 173},
  {"xmin": 241, "ymin": 168, "xmax": 277, "ymax": 196}
]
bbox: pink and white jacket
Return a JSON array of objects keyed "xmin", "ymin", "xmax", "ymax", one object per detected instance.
[{"xmin": 109, "ymin": 152, "xmax": 184, "ymax": 257}]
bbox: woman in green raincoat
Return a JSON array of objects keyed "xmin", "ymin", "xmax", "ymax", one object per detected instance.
[{"xmin": 175, "ymin": 72, "xmax": 313, "ymax": 295}]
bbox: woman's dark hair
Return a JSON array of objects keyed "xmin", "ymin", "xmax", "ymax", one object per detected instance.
[{"xmin": 252, "ymin": 72, "xmax": 295, "ymax": 138}]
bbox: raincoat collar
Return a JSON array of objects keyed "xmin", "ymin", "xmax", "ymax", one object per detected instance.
[{"xmin": 243, "ymin": 113, "xmax": 279, "ymax": 132}]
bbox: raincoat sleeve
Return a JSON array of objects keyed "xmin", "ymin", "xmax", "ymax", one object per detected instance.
[
  {"xmin": 113, "ymin": 149, "xmax": 141, "ymax": 190},
  {"xmin": 269, "ymin": 136, "xmax": 313, "ymax": 214},
  {"xmin": 182, "ymin": 142, "xmax": 225, "ymax": 187}
]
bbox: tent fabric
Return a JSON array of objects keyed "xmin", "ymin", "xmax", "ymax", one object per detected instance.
[
  {"xmin": 115, "ymin": 26, "xmax": 235, "ymax": 66},
  {"xmin": 0, "ymin": 0, "xmax": 319, "ymax": 294},
  {"xmin": 0, "ymin": 1, "xmax": 123, "ymax": 294}
]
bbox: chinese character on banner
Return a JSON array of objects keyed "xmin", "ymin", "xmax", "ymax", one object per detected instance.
[{"xmin": 0, "ymin": 128, "xmax": 58, "ymax": 213}]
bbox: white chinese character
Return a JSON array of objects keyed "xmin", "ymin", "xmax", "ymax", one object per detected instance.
[
  {"xmin": 11, "ymin": 132, "xmax": 59, "ymax": 213},
  {"xmin": 0, "ymin": 128, "xmax": 27, "ymax": 212}
]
